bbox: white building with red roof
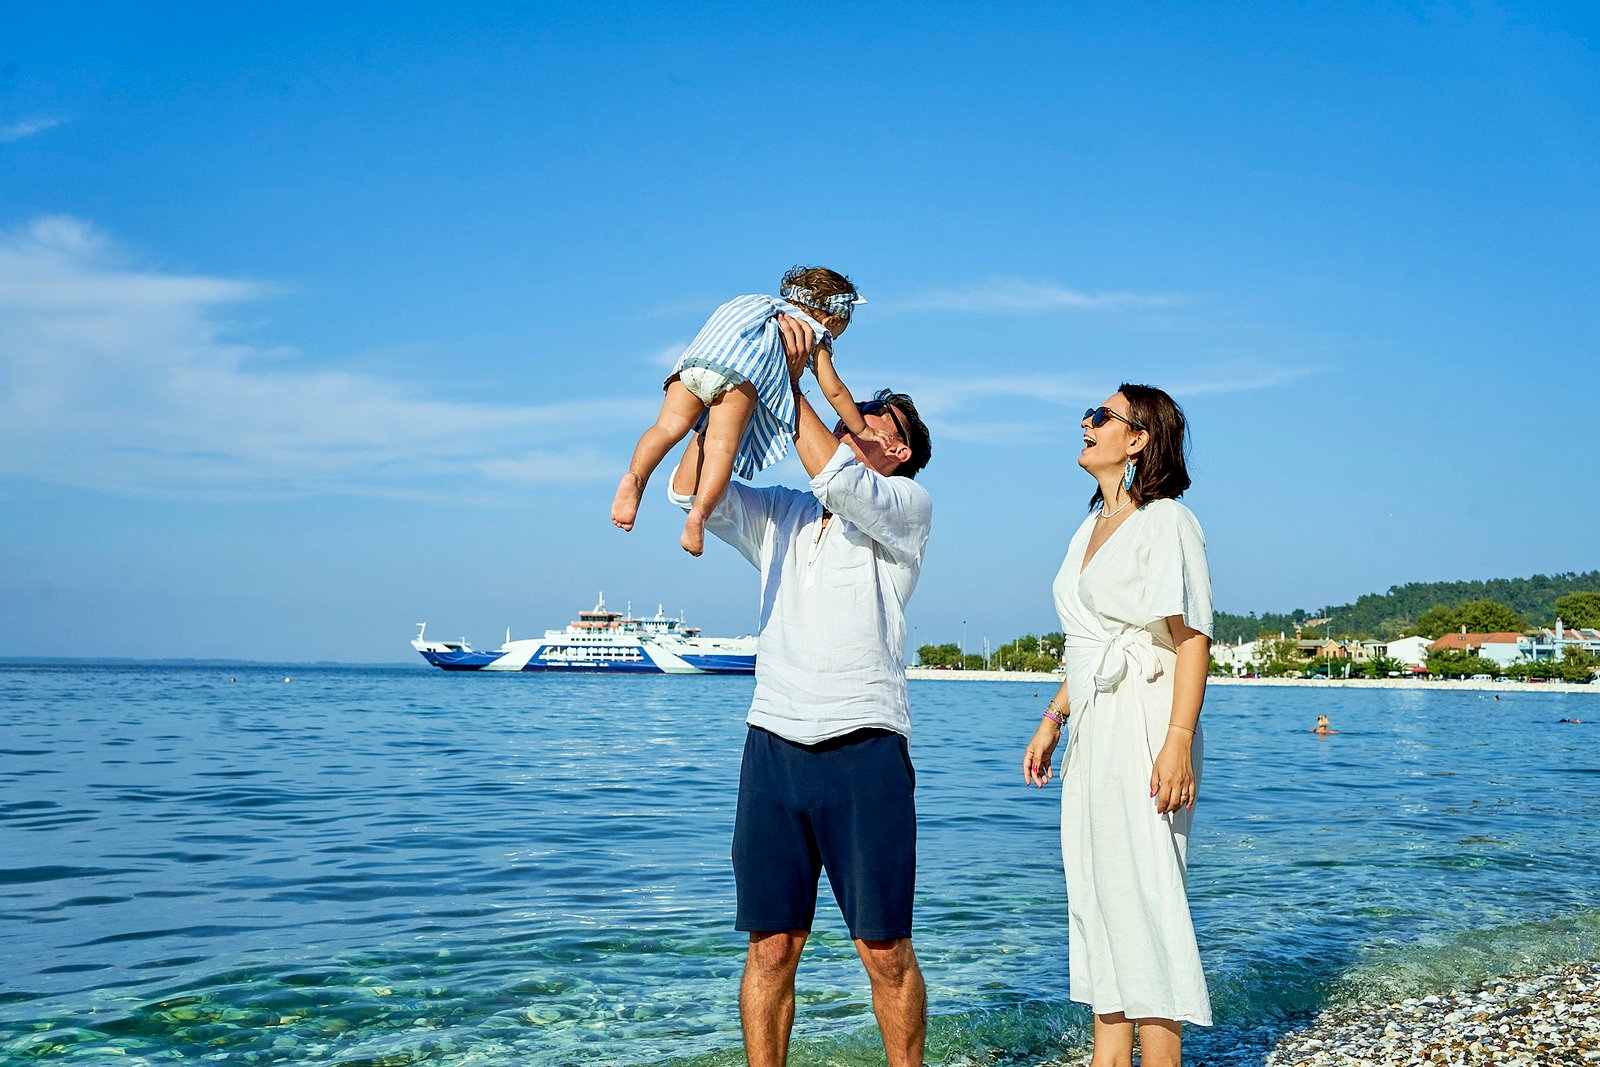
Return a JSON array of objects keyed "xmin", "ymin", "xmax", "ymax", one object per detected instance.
[{"xmin": 1428, "ymin": 631, "xmax": 1526, "ymax": 668}]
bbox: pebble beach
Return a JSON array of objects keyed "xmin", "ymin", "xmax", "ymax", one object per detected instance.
[
  {"xmin": 1259, "ymin": 961, "xmax": 1600, "ymax": 1066},
  {"xmin": 1029, "ymin": 962, "xmax": 1600, "ymax": 1067}
]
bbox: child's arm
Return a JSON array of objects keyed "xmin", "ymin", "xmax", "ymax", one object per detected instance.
[{"xmin": 812, "ymin": 347, "xmax": 886, "ymax": 443}]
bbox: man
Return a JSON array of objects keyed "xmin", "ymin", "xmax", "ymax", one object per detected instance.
[{"xmin": 667, "ymin": 318, "xmax": 934, "ymax": 1067}]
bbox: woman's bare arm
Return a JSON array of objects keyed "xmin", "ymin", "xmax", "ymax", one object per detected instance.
[{"xmin": 1150, "ymin": 616, "xmax": 1210, "ymax": 814}]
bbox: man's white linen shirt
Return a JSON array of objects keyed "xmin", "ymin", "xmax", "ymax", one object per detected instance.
[{"xmin": 668, "ymin": 443, "xmax": 932, "ymax": 745}]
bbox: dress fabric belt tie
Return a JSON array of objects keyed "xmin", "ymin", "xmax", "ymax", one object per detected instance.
[{"xmin": 1092, "ymin": 628, "xmax": 1164, "ymax": 694}]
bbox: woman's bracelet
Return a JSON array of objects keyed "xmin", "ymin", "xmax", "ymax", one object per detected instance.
[
  {"xmin": 1042, "ymin": 707, "xmax": 1065, "ymax": 726},
  {"xmin": 1167, "ymin": 722, "xmax": 1195, "ymax": 733}
]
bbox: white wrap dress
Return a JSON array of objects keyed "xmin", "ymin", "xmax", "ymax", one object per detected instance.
[{"xmin": 1052, "ymin": 497, "xmax": 1214, "ymax": 1025}]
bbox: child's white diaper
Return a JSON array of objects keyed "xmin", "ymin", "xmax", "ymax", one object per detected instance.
[{"xmin": 678, "ymin": 362, "xmax": 748, "ymax": 405}]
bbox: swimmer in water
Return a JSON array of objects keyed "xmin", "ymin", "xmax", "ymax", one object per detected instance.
[{"xmin": 1311, "ymin": 714, "xmax": 1337, "ymax": 735}]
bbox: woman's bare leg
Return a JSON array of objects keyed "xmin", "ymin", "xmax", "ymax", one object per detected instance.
[
  {"xmin": 612, "ymin": 380, "xmax": 706, "ymax": 531},
  {"xmin": 681, "ymin": 382, "xmax": 756, "ymax": 555},
  {"xmin": 1089, "ymin": 1012, "xmax": 1135, "ymax": 1067},
  {"xmin": 1134, "ymin": 1018, "xmax": 1182, "ymax": 1067}
]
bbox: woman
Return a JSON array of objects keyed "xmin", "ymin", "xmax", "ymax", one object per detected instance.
[{"xmin": 1023, "ymin": 383, "xmax": 1213, "ymax": 1067}]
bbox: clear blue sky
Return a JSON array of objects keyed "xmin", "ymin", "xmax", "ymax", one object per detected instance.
[{"xmin": 3, "ymin": 3, "xmax": 1596, "ymax": 662}]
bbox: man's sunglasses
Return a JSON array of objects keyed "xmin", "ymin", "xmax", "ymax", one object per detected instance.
[
  {"xmin": 1084, "ymin": 406, "xmax": 1144, "ymax": 432},
  {"xmin": 859, "ymin": 390, "xmax": 909, "ymax": 444}
]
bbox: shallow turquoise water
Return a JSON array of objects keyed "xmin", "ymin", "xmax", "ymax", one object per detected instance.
[{"xmin": 1, "ymin": 666, "xmax": 1597, "ymax": 1065}]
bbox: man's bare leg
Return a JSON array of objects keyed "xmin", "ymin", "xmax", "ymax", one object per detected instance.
[
  {"xmin": 855, "ymin": 938, "xmax": 926, "ymax": 1067},
  {"xmin": 612, "ymin": 380, "xmax": 705, "ymax": 531},
  {"xmin": 741, "ymin": 930, "xmax": 807, "ymax": 1067},
  {"xmin": 681, "ymin": 382, "xmax": 756, "ymax": 555},
  {"xmin": 1090, "ymin": 1011, "xmax": 1135, "ymax": 1067}
]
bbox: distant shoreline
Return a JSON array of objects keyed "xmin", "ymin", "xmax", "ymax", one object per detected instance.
[
  {"xmin": 0, "ymin": 657, "xmax": 426, "ymax": 669},
  {"xmin": 905, "ymin": 667, "xmax": 1600, "ymax": 694}
]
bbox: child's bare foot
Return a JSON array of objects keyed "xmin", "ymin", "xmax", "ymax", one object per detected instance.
[
  {"xmin": 611, "ymin": 473, "xmax": 643, "ymax": 530},
  {"xmin": 681, "ymin": 511, "xmax": 706, "ymax": 556}
]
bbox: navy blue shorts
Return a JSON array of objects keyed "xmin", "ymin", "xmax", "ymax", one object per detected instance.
[{"xmin": 732, "ymin": 725, "xmax": 916, "ymax": 942}]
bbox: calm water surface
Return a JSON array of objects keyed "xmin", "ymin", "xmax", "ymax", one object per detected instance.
[{"xmin": 2, "ymin": 666, "xmax": 1598, "ymax": 1065}]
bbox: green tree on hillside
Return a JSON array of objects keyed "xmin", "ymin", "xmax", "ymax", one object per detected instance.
[
  {"xmin": 1256, "ymin": 637, "xmax": 1301, "ymax": 677},
  {"xmin": 1559, "ymin": 645, "xmax": 1598, "ymax": 684},
  {"xmin": 1453, "ymin": 600, "xmax": 1529, "ymax": 633},
  {"xmin": 1213, "ymin": 570, "xmax": 1600, "ymax": 641},
  {"xmin": 995, "ymin": 634, "xmax": 1060, "ymax": 672},
  {"xmin": 1415, "ymin": 599, "xmax": 1528, "ymax": 638},
  {"xmin": 1305, "ymin": 655, "xmax": 1348, "ymax": 678},
  {"xmin": 1555, "ymin": 592, "xmax": 1600, "ymax": 629},
  {"xmin": 1424, "ymin": 648, "xmax": 1499, "ymax": 678},
  {"xmin": 1415, "ymin": 605, "xmax": 1458, "ymax": 638},
  {"xmin": 1361, "ymin": 654, "xmax": 1405, "ymax": 678},
  {"xmin": 1506, "ymin": 659, "xmax": 1557, "ymax": 680},
  {"xmin": 917, "ymin": 643, "xmax": 962, "ymax": 667}
]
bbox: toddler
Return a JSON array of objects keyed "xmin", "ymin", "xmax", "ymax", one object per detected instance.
[{"xmin": 611, "ymin": 266, "xmax": 882, "ymax": 555}]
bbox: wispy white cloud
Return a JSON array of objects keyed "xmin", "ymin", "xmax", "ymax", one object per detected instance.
[
  {"xmin": 478, "ymin": 448, "xmax": 616, "ymax": 484},
  {"xmin": 0, "ymin": 117, "xmax": 64, "ymax": 143},
  {"xmin": 935, "ymin": 419, "xmax": 1056, "ymax": 444},
  {"xmin": 854, "ymin": 362, "xmax": 1312, "ymax": 442},
  {"xmin": 863, "ymin": 371, "xmax": 1106, "ymax": 419},
  {"xmin": 0, "ymin": 216, "xmax": 645, "ymax": 499},
  {"xmin": 649, "ymin": 341, "xmax": 687, "ymax": 368},
  {"xmin": 887, "ymin": 278, "xmax": 1181, "ymax": 314},
  {"xmin": 641, "ymin": 297, "xmax": 721, "ymax": 318},
  {"xmin": 1166, "ymin": 367, "xmax": 1316, "ymax": 395}
]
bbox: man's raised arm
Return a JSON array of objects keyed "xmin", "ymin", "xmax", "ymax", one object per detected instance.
[{"xmin": 775, "ymin": 314, "xmax": 855, "ymax": 479}]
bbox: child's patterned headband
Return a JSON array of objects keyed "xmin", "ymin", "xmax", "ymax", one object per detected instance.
[{"xmin": 781, "ymin": 285, "xmax": 866, "ymax": 322}]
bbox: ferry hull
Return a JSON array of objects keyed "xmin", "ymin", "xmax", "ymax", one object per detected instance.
[
  {"xmin": 413, "ymin": 597, "xmax": 756, "ymax": 675},
  {"xmin": 678, "ymin": 653, "xmax": 760, "ymax": 674},
  {"xmin": 420, "ymin": 651, "xmax": 674, "ymax": 673},
  {"xmin": 418, "ymin": 648, "xmax": 749, "ymax": 674}
]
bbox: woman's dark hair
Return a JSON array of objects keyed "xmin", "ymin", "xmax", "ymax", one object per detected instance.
[{"xmin": 1088, "ymin": 382, "xmax": 1191, "ymax": 511}]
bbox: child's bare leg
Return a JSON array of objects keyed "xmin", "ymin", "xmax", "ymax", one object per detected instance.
[
  {"xmin": 682, "ymin": 383, "xmax": 757, "ymax": 556},
  {"xmin": 613, "ymin": 380, "xmax": 705, "ymax": 530}
]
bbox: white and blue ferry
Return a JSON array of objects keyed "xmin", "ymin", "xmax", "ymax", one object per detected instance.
[{"xmin": 412, "ymin": 595, "xmax": 756, "ymax": 674}]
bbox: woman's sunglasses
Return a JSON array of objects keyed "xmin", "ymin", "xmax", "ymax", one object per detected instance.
[
  {"xmin": 1083, "ymin": 406, "xmax": 1144, "ymax": 431},
  {"xmin": 859, "ymin": 390, "xmax": 909, "ymax": 443}
]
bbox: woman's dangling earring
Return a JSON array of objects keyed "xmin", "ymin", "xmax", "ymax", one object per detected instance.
[{"xmin": 1123, "ymin": 458, "xmax": 1137, "ymax": 491}]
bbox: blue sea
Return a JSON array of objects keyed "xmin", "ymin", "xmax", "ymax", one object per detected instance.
[{"xmin": 2, "ymin": 666, "xmax": 1598, "ymax": 1066}]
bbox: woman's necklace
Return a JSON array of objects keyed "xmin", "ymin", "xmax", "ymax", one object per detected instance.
[{"xmin": 1099, "ymin": 495, "xmax": 1134, "ymax": 521}]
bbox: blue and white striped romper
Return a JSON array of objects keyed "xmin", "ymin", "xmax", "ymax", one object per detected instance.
[{"xmin": 668, "ymin": 294, "xmax": 832, "ymax": 480}]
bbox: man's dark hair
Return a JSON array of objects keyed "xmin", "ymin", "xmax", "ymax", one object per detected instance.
[
  {"xmin": 1087, "ymin": 382, "xmax": 1191, "ymax": 511},
  {"xmin": 878, "ymin": 390, "xmax": 932, "ymax": 479}
]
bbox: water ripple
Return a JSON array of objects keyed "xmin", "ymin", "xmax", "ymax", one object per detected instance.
[{"xmin": 1, "ymin": 666, "xmax": 1597, "ymax": 1065}]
